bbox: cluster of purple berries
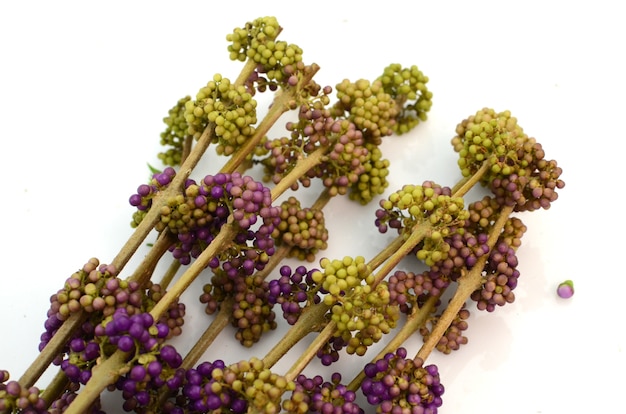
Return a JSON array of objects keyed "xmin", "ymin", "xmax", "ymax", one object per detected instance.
[
  {"xmin": 267, "ymin": 265, "xmax": 324, "ymax": 325},
  {"xmin": 96, "ymin": 308, "xmax": 185, "ymax": 412},
  {"xmin": 361, "ymin": 348, "xmax": 444, "ymax": 413}
]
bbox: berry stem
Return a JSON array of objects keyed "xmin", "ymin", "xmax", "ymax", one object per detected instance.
[
  {"xmin": 262, "ymin": 301, "xmax": 331, "ymax": 369},
  {"xmin": 39, "ymin": 368, "xmax": 70, "ymax": 408},
  {"xmin": 415, "ymin": 204, "xmax": 514, "ymax": 362},
  {"xmin": 111, "ymin": 123, "xmax": 215, "ymax": 273},
  {"xmin": 18, "ymin": 311, "xmax": 88, "ymax": 389},
  {"xmin": 126, "ymin": 230, "xmax": 177, "ymax": 285},
  {"xmin": 149, "ymin": 219, "xmax": 238, "ymax": 321},
  {"xmin": 153, "ymin": 296, "xmax": 235, "ymax": 409},
  {"xmin": 284, "ymin": 319, "xmax": 337, "ymax": 383},
  {"xmin": 62, "ymin": 349, "xmax": 130, "ymax": 414},
  {"xmin": 372, "ymin": 222, "xmax": 432, "ymax": 286},
  {"xmin": 269, "ymin": 146, "xmax": 327, "ymax": 201},
  {"xmin": 220, "ymin": 63, "xmax": 320, "ymax": 175},
  {"xmin": 261, "ymin": 223, "xmax": 431, "ymax": 383},
  {"xmin": 451, "ymin": 159, "xmax": 489, "ymax": 197},
  {"xmin": 183, "ymin": 296, "xmax": 236, "ymax": 368},
  {"xmin": 156, "ymin": 256, "xmax": 181, "ymax": 291}
]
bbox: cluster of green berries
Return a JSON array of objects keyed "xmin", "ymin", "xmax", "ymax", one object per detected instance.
[
  {"xmin": 223, "ymin": 358, "xmax": 295, "ymax": 414},
  {"xmin": 311, "ymin": 256, "xmax": 373, "ymax": 303},
  {"xmin": 226, "ymin": 16, "xmax": 281, "ymax": 61},
  {"xmin": 375, "ymin": 181, "xmax": 469, "ymax": 266},
  {"xmin": 272, "ymin": 196, "xmax": 329, "ymax": 262},
  {"xmin": 158, "ymin": 96, "xmax": 192, "ymax": 167},
  {"xmin": 349, "ymin": 142, "xmax": 390, "ymax": 205},
  {"xmin": 451, "ymin": 108, "xmax": 526, "ymax": 180},
  {"xmin": 331, "ymin": 78, "xmax": 399, "ymax": 144},
  {"xmin": 332, "ymin": 281, "xmax": 400, "ymax": 356},
  {"xmin": 311, "ymin": 256, "xmax": 399, "ymax": 356},
  {"xmin": 378, "ymin": 63, "xmax": 433, "ymax": 134},
  {"xmin": 227, "ymin": 16, "xmax": 304, "ymax": 91},
  {"xmin": 184, "ymin": 74, "xmax": 258, "ymax": 156}
]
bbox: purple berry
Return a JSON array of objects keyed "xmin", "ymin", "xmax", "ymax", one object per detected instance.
[{"xmin": 557, "ymin": 280, "xmax": 574, "ymax": 299}]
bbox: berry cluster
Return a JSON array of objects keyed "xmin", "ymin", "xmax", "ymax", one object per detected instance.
[
  {"xmin": 226, "ymin": 16, "xmax": 311, "ymax": 95},
  {"xmin": 230, "ymin": 273, "xmax": 277, "ymax": 347},
  {"xmin": 172, "ymin": 358, "xmax": 293, "ymax": 414},
  {"xmin": 267, "ymin": 265, "xmax": 324, "ymax": 325},
  {"xmin": 158, "ymin": 96, "xmax": 192, "ymax": 167},
  {"xmin": 94, "ymin": 308, "xmax": 185, "ymax": 412},
  {"xmin": 284, "ymin": 373, "xmax": 364, "ymax": 414},
  {"xmin": 361, "ymin": 348, "xmax": 444, "ymax": 413},
  {"xmin": 48, "ymin": 381, "xmax": 105, "ymax": 413},
  {"xmin": 428, "ymin": 231, "xmax": 490, "ymax": 283},
  {"xmin": 420, "ymin": 306, "xmax": 471, "ymax": 354},
  {"xmin": 0, "ymin": 370, "xmax": 46, "ymax": 413},
  {"xmin": 375, "ymin": 181, "xmax": 469, "ymax": 266},
  {"xmin": 451, "ymin": 108, "xmax": 565, "ymax": 211},
  {"xmin": 130, "ymin": 171, "xmax": 279, "ymax": 269},
  {"xmin": 331, "ymin": 282, "xmax": 400, "ymax": 356},
  {"xmin": 183, "ymin": 74, "xmax": 258, "ymax": 156},
  {"xmin": 378, "ymin": 63, "xmax": 433, "ymax": 135},
  {"xmin": 129, "ymin": 167, "xmax": 177, "ymax": 229},
  {"xmin": 311, "ymin": 257, "xmax": 400, "ymax": 356},
  {"xmin": 200, "ymin": 267, "xmax": 277, "ymax": 347},
  {"xmin": 315, "ymin": 336, "xmax": 347, "ymax": 366},
  {"xmin": 311, "ymin": 256, "xmax": 373, "ymax": 305},
  {"xmin": 226, "ymin": 16, "xmax": 281, "ymax": 62},
  {"xmin": 331, "ymin": 78, "xmax": 399, "ymax": 144},
  {"xmin": 39, "ymin": 257, "xmax": 185, "ymax": 395},
  {"xmin": 262, "ymin": 95, "xmax": 370, "ymax": 197},
  {"xmin": 348, "ymin": 142, "xmax": 390, "ymax": 205},
  {"xmin": 470, "ymin": 241, "xmax": 521, "ymax": 312},
  {"xmin": 387, "ymin": 269, "xmax": 445, "ymax": 314},
  {"xmin": 451, "ymin": 108, "xmax": 526, "ymax": 180},
  {"xmin": 272, "ymin": 196, "xmax": 329, "ymax": 262}
]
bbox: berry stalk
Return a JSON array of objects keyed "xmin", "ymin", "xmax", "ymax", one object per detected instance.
[{"xmin": 416, "ymin": 204, "xmax": 514, "ymax": 362}]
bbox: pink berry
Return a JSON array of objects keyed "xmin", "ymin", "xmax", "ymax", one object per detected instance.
[{"xmin": 557, "ymin": 280, "xmax": 574, "ymax": 299}]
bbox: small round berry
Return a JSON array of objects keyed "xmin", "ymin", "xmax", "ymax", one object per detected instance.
[{"xmin": 557, "ymin": 280, "xmax": 574, "ymax": 299}]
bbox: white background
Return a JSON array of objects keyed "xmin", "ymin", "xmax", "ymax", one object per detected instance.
[{"xmin": 1, "ymin": 1, "xmax": 624, "ymax": 413}]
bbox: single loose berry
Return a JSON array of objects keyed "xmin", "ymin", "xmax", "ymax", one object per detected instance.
[{"xmin": 557, "ymin": 280, "xmax": 574, "ymax": 299}]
